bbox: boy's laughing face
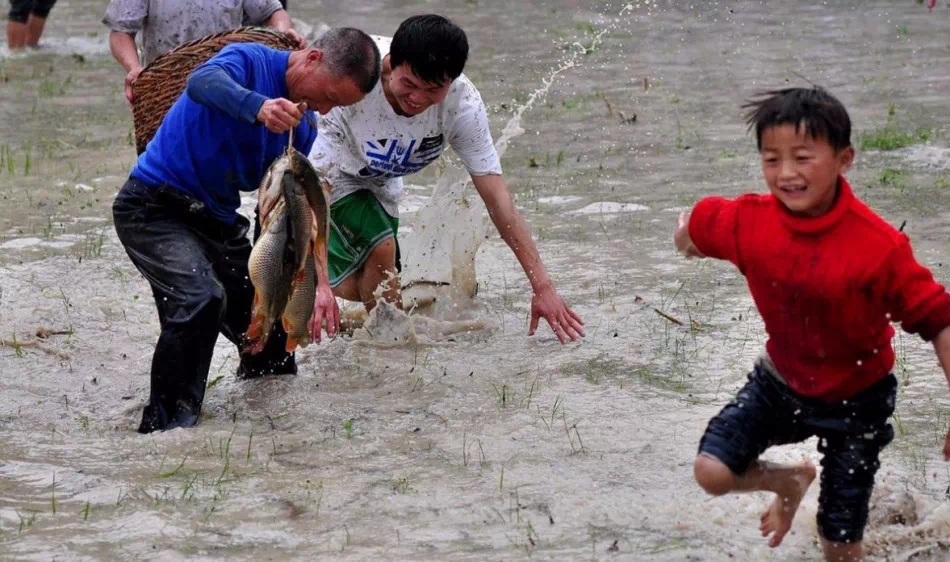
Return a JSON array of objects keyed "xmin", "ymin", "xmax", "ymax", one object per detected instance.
[{"xmin": 760, "ymin": 124, "xmax": 854, "ymax": 217}]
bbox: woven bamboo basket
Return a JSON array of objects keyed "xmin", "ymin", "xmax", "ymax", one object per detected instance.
[{"xmin": 131, "ymin": 27, "xmax": 298, "ymax": 154}]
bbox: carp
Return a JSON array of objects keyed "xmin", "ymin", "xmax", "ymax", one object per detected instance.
[{"xmin": 245, "ymin": 135, "xmax": 329, "ymax": 355}]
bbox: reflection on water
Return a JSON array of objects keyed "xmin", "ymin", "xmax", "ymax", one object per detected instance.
[{"xmin": 2, "ymin": 1, "xmax": 950, "ymax": 560}]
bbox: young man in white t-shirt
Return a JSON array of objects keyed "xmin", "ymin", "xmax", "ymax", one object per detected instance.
[{"xmin": 309, "ymin": 14, "xmax": 584, "ymax": 344}]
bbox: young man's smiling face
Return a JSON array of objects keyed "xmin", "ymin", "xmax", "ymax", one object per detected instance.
[
  {"xmin": 759, "ymin": 123, "xmax": 854, "ymax": 217},
  {"xmin": 387, "ymin": 63, "xmax": 452, "ymax": 116}
]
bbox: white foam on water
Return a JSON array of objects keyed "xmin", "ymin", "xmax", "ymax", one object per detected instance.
[
  {"xmin": 0, "ymin": 237, "xmax": 42, "ymax": 249},
  {"xmin": 537, "ymin": 195, "xmax": 584, "ymax": 205},
  {"xmin": 398, "ymin": 194, "xmax": 430, "ymax": 214},
  {"xmin": 569, "ymin": 201, "xmax": 650, "ymax": 214},
  {"xmin": 41, "ymin": 240, "xmax": 77, "ymax": 249},
  {"xmin": 0, "ymin": 36, "xmax": 110, "ymax": 58}
]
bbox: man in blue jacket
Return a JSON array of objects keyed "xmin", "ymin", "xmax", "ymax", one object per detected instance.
[{"xmin": 113, "ymin": 27, "xmax": 381, "ymax": 433}]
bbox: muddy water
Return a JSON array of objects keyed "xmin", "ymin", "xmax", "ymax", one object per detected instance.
[{"xmin": 3, "ymin": 1, "xmax": 950, "ymax": 560}]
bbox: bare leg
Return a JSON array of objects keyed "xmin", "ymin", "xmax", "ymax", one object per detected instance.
[
  {"xmin": 820, "ymin": 538, "xmax": 863, "ymax": 562},
  {"xmin": 694, "ymin": 454, "xmax": 816, "ymax": 548},
  {"xmin": 332, "ymin": 274, "xmax": 362, "ymax": 302},
  {"xmin": 7, "ymin": 20, "xmax": 27, "ymax": 49},
  {"xmin": 25, "ymin": 14, "xmax": 47, "ymax": 47},
  {"xmin": 357, "ymin": 238, "xmax": 401, "ymax": 312}
]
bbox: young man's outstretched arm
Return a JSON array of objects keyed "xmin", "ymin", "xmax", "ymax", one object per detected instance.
[{"xmin": 472, "ymin": 173, "xmax": 584, "ymax": 344}]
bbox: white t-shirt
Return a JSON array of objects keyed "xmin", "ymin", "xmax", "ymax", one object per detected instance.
[{"xmin": 308, "ymin": 36, "xmax": 502, "ymax": 217}]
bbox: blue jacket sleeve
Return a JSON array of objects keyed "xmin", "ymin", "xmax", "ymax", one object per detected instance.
[{"xmin": 186, "ymin": 60, "xmax": 268, "ymax": 124}]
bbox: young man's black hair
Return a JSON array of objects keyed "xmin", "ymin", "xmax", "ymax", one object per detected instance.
[
  {"xmin": 742, "ymin": 87, "xmax": 852, "ymax": 152},
  {"xmin": 390, "ymin": 14, "xmax": 469, "ymax": 85}
]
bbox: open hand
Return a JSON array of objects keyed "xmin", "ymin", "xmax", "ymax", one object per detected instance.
[
  {"xmin": 257, "ymin": 98, "xmax": 306, "ymax": 134},
  {"xmin": 674, "ymin": 211, "xmax": 703, "ymax": 258},
  {"xmin": 124, "ymin": 65, "xmax": 143, "ymax": 106},
  {"xmin": 529, "ymin": 283, "xmax": 585, "ymax": 344},
  {"xmin": 309, "ymin": 283, "xmax": 339, "ymax": 343}
]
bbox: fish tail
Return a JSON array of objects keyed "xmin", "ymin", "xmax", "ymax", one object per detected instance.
[
  {"xmin": 244, "ymin": 294, "xmax": 269, "ymax": 354},
  {"xmin": 282, "ymin": 316, "xmax": 299, "ymax": 352},
  {"xmin": 284, "ymin": 336, "xmax": 299, "ymax": 353}
]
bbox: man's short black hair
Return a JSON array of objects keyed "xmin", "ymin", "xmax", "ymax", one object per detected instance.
[
  {"xmin": 742, "ymin": 87, "xmax": 852, "ymax": 152},
  {"xmin": 390, "ymin": 14, "xmax": 469, "ymax": 85},
  {"xmin": 314, "ymin": 27, "xmax": 381, "ymax": 94}
]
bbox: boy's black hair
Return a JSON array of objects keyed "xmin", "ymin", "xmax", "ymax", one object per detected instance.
[
  {"xmin": 742, "ymin": 87, "xmax": 852, "ymax": 152},
  {"xmin": 390, "ymin": 14, "xmax": 469, "ymax": 85}
]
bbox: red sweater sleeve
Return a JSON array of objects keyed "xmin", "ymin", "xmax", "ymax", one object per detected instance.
[
  {"xmin": 885, "ymin": 237, "xmax": 950, "ymax": 341},
  {"xmin": 688, "ymin": 197, "xmax": 741, "ymax": 267}
]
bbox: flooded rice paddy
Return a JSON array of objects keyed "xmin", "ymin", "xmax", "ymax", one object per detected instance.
[{"xmin": 2, "ymin": 1, "xmax": 950, "ymax": 560}]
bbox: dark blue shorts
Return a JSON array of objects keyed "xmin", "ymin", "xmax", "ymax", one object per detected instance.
[
  {"xmin": 699, "ymin": 365, "xmax": 897, "ymax": 543},
  {"xmin": 8, "ymin": 0, "xmax": 56, "ymax": 23}
]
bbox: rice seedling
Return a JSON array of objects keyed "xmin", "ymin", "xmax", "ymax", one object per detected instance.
[
  {"xmin": 392, "ymin": 476, "xmax": 414, "ymax": 494},
  {"xmin": 490, "ymin": 382, "xmax": 515, "ymax": 408},
  {"xmin": 859, "ymin": 127, "xmax": 932, "ymax": 151}
]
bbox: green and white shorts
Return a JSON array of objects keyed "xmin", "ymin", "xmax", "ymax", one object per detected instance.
[{"xmin": 328, "ymin": 190, "xmax": 400, "ymax": 288}]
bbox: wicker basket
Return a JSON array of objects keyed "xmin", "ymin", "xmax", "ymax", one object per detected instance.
[{"xmin": 131, "ymin": 27, "xmax": 298, "ymax": 154}]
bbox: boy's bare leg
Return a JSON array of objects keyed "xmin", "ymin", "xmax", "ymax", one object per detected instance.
[
  {"xmin": 357, "ymin": 238, "xmax": 401, "ymax": 312},
  {"xmin": 820, "ymin": 538, "xmax": 863, "ymax": 562},
  {"xmin": 7, "ymin": 20, "xmax": 27, "ymax": 48},
  {"xmin": 695, "ymin": 454, "xmax": 816, "ymax": 548},
  {"xmin": 25, "ymin": 15, "xmax": 47, "ymax": 47}
]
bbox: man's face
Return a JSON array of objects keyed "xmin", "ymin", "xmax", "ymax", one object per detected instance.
[
  {"xmin": 388, "ymin": 63, "xmax": 452, "ymax": 116},
  {"xmin": 298, "ymin": 50, "xmax": 366, "ymax": 115}
]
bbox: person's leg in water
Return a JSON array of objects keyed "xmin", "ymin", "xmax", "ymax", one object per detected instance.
[
  {"xmin": 810, "ymin": 376, "xmax": 896, "ymax": 562},
  {"xmin": 326, "ymin": 189, "xmax": 402, "ymax": 312},
  {"xmin": 333, "ymin": 238, "xmax": 400, "ymax": 312},
  {"xmin": 23, "ymin": 0, "xmax": 55, "ymax": 47},
  {"xmin": 113, "ymin": 180, "xmax": 232, "ymax": 432},
  {"xmin": 693, "ymin": 365, "xmax": 817, "ymax": 549},
  {"xmin": 695, "ymin": 456, "xmax": 816, "ymax": 548},
  {"xmin": 7, "ymin": 0, "xmax": 30, "ymax": 48}
]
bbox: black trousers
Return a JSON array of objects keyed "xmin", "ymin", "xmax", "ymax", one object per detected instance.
[{"xmin": 113, "ymin": 179, "xmax": 295, "ymax": 433}]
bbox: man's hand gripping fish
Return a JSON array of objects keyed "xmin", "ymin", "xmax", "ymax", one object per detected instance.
[{"xmin": 245, "ymin": 122, "xmax": 330, "ymax": 354}]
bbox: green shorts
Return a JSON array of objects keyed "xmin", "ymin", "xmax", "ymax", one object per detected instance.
[{"xmin": 328, "ymin": 190, "xmax": 400, "ymax": 288}]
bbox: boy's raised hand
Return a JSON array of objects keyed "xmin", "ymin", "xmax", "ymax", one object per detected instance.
[{"xmin": 674, "ymin": 210, "xmax": 704, "ymax": 258}]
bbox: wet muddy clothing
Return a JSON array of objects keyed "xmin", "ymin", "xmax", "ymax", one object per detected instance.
[
  {"xmin": 115, "ymin": 43, "xmax": 315, "ymax": 432},
  {"xmin": 688, "ymin": 176, "xmax": 950, "ymax": 401},
  {"xmin": 132, "ymin": 43, "xmax": 317, "ymax": 223},
  {"xmin": 8, "ymin": 0, "xmax": 56, "ymax": 23},
  {"xmin": 327, "ymin": 190, "xmax": 400, "ymax": 288},
  {"xmin": 102, "ymin": 0, "xmax": 283, "ymax": 66},
  {"xmin": 113, "ymin": 179, "xmax": 295, "ymax": 433},
  {"xmin": 699, "ymin": 358, "xmax": 897, "ymax": 543},
  {"xmin": 308, "ymin": 35, "xmax": 502, "ymax": 218}
]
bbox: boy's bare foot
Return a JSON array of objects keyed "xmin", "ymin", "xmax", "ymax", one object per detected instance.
[{"xmin": 759, "ymin": 461, "xmax": 817, "ymax": 548}]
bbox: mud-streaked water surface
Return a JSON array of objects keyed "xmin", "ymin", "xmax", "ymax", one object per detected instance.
[{"xmin": 3, "ymin": 1, "xmax": 950, "ymax": 560}]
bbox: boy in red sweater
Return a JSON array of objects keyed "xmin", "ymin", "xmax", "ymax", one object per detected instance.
[{"xmin": 674, "ymin": 87, "xmax": 950, "ymax": 561}]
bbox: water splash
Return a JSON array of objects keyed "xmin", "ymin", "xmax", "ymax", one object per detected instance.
[{"xmin": 399, "ymin": 30, "xmax": 610, "ymax": 306}]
